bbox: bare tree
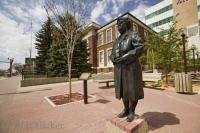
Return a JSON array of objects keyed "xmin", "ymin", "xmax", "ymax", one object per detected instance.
[
  {"xmin": 13, "ymin": 63, "xmax": 23, "ymax": 74},
  {"xmin": 44, "ymin": 0, "xmax": 88, "ymax": 99}
]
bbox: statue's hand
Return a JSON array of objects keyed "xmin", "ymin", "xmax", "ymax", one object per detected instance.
[{"xmin": 114, "ymin": 57, "xmax": 123, "ymax": 64}]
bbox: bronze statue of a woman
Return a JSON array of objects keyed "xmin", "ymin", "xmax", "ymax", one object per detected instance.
[{"xmin": 110, "ymin": 16, "xmax": 144, "ymax": 122}]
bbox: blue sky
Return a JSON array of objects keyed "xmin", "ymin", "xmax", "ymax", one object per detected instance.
[{"xmin": 0, "ymin": 0, "xmax": 162, "ymax": 69}]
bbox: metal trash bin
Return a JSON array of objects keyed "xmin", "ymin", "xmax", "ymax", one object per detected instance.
[{"xmin": 174, "ymin": 73, "xmax": 192, "ymax": 93}]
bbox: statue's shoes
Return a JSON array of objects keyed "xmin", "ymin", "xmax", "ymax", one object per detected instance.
[
  {"xmin": 126, "ymin": 112, "xmax": 135, "ymax": 122},
  {"xmin": 117, "ymin": 109, "xmax": 129, "ymax": 118}
]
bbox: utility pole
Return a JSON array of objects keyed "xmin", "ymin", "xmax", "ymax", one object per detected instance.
[{"xmin": 30, "ymin": 19, "xmax": 32, "ymax": 59}]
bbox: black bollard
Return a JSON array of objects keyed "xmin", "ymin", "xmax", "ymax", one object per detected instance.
[{"xmin": 83, "ymin": 80, "xmax": 88, "ymax": 104}]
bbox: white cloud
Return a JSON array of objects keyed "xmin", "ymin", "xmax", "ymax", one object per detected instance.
[
  {"xmin": 130, "ymin": 2, "xmax": 150, "ymax": 22},
  {"xmin": 0, "ymin": 12, "xmax": 34, "ymax": 65},
  {"xmin": 29, "ymin": 5, "xmax": 47, "ymax": 24},
  {"xmin": 0, "ymin": 2, "xmax": 47, "ymax": 69},
  {"xmin": 102, "ymin": 14, "xmax": 113, "ymax": 22},
  {"xmin": 112, "ymin": 2, "xmax": 119, "ymax": 15},
  {"xmin": 4, "ymin": 4, "xmax": 30, "ymax": 24},
  {"xmin": 3, "ymin": 1, "xmax": 47, "ymax": 32},
  {"xmin": 90, "ymin": 0, "xmax": 133, "ymax": 23},
  {"xmin": 90, "ymin": 0, "xmax": 108, "ymax": 22},
  {"xmin": 111, "ymin": 0, "xmax": 132, "ymax": 7},
  {"xmin": 0, "ymin": 0, "xmax": 150, "ymax": 70},
  {"xmin": 6, "ymin": 5, "xmax": 25, "ymax": 17},
  {"xmin": 111, "ymin": 0, "xmax": 121, "ymax": 15}
]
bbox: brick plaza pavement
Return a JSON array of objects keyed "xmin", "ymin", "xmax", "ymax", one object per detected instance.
[{"xmin": 0, "ymin": 79, "xmax": 200, "ymax": 133}]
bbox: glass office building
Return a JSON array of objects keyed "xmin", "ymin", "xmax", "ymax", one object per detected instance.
[{"xmin": 145, "ymin": 0, "xmax": 200, "ymax": 50}]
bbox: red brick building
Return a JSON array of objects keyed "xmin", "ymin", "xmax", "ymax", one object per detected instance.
[{"xmin": 84, "ymin": 12, "xmax": 155, "ymax": 73}]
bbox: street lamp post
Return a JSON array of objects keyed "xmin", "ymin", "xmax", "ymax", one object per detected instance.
[
  {"xmin": 196, "ymin": 51, "xmax": 200, "ymax": 72},
  {"xmin": 8, "ymin": 58, "xmax": 14, "ymax": 77},
  {"xmin": 174, "ymin": 33, "xmax": 193, "ymax": 93},
  {"xmin": 191, "ymin": 46, "xmax": 196, "ymax": 73},
  {"xmin": 181, "ymin": 33, "xmax": 187, "ymax": 74}
]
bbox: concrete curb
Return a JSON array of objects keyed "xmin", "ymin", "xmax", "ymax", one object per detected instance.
[{"xmin": 17, "ymin": 80, "xmax": 93, "ymax": 92}]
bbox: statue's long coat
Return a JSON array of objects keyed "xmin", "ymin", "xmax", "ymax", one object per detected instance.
[{"xmin": 110, "ymin": 31, "xmax": 144, "ymax": 101}]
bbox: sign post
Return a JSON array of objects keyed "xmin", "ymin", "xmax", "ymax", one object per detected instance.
[{"xmin": 79, "ymin": 73, "xmax": 91, "ymax": 104}]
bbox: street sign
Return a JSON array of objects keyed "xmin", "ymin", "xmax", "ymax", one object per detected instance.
[{"xmin": 79, "ymin": 73, "xmax": 91, "ymax": 80}]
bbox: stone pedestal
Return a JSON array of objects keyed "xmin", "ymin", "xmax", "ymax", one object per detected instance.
[{"xmin": 106, "ymin": 115, "xmax": 148, "ymax": 133}]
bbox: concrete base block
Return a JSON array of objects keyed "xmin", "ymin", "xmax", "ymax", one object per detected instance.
[{"xmin": 106, "ymin": 115, "xmax": 148, "ymax": 133}]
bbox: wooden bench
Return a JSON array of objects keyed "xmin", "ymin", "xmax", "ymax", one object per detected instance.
[
  {"xmin": 92, "ymin": 73, "xmax": 114, "ymax": 87},
  {"xmin": 142, "ymin": 73, "xmax": 162, "ymax": 87},
  {"xmin": 142, "ymin": 73, "xmax": 162, "ymax": 82},
  {"xmin": 93, "ymin": 73, "xmax": 162, "ymax": 87},
  {"xmin": 95, "ymin": 79, "xmax": 114, "ymax": 87}
]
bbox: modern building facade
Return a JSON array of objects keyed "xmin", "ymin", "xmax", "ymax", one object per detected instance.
[
  {"xmin": 84, "ymin": 12, "xmax": 155, "ymax": 73},
  {"xmin": 145, "ymin": 0, "xmax": 200, "ymax": 50}
]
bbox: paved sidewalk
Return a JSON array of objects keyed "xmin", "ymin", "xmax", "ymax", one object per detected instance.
[{"xmin": 0, "ymin": 80, "xmax": 200, "ymax": 133}]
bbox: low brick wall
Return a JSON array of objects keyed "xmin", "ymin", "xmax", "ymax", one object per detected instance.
[{"xmin": 20, "ymin": 77, "xmax": 68, "ymax": 87}]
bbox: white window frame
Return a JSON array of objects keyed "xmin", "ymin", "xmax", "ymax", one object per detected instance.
[
  {"xmin": 98, "ymin": 50, "xmax": 104, "ymax": 67},
  {"xmin": 98, "ymin": 32, "xmax": 103, "ymax": 45},
  {"xmin": 115, "ymin": 25, "xmax": 120, "ymax": 39},
  {"xmin": 144, "ymin": 30, "xmax": 148, "ymax": 38},
  {"xmin": 187, "ymin": 26, "xmax": 198, "ymax": 37},
  {"xmin": 133, "ymin": 23, "xmax": 138, "ymax": 32},
  {"xmin": 87, "ymin": 38, "xmax": 90, "ymax": 63},
  {"xmin": 106, "ymin": 48, "xmax": 113, "ymax": 67},
  {"xmin": 86, "ymin": 38, "xmax": 89, "ymax": 49},
  {"xmin": 106, "ymin": 28, "xmax": 112, "ymax": 43}
]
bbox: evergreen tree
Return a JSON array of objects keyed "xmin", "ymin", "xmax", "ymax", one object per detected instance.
[
  {"xmin": 48, "ymin": 28, "xmax": 91, "ymax": 77},
  {"xmin": 47, "ymin": 27, "xmax": 67, "ymax": 77},
  {"xmin": 72, "ymin": 36, "xmax": 91, "ymax": 77},
  {"xmin": 35, "ymin": 17, "xmax": 53, "ymax": 75},
  {"xmin": 35, "ymin": 14, "xmax": 91, "ymax": 78}
]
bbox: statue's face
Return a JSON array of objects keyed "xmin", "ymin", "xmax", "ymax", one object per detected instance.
[{"xmin": 117, "ymin": 19, "xmax": 127, "ymax": 34}]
